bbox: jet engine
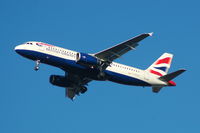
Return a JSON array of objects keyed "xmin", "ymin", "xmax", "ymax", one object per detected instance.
[
  {"xmin": 49, "ymin": 75, "xmax": 88, "ymax": 94},
  {"xmin": 49, "ymin": 75, "xmax": 71, "ymax": 87},
  {"xmin": 76, "ymin": 52, "xmax": 102, "ymax": 67}
]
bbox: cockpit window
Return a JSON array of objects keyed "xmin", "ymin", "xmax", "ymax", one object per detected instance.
[
  {"xmin": 26, "ymin": 42, "xmax": 33, "ymax": 45},
  {"xmin": 25, "ymin": 42, "xmax": 50, "ymax": 47}
]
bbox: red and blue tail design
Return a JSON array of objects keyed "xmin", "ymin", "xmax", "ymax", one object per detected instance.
[{"xmin": 146, "ymin": 53, "xmax": 173, "ymax": 76}]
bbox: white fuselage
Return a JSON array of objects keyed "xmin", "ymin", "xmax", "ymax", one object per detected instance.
[{"xmin": 15, "ymin": 42, "xmax": 168, "ymax": 87}]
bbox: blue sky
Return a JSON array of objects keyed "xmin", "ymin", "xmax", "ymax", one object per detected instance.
[{"xmin": 1, "ymin": 0, "xmax": 199, "ymax": 132}]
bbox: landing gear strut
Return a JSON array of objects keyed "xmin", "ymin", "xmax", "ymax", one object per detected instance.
[
  {"xmin": 34, "ymin": 60, "xmax": 40, "ymax": 71},
  {"xmin": 97, "ymin": 65, "xmax": 105, "ymax": 80}
]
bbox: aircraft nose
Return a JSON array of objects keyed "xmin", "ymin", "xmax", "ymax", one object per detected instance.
[
  {"xmin": 14, "ymin": 45, "xmax": 20, "ymax": 53},
  {"xmin": 14, "ymin": 45, "xmax": 24, "ymax": 54},
  {"xmin": 14, "ymin": 45, "xmax": 19, "ymax": 51}
]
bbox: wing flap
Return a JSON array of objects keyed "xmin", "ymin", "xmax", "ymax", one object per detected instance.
[{"xmin": 65, "ymin": 87, "xmax": 76, "ymax": 100}]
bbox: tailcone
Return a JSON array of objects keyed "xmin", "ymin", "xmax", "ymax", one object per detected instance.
[{"xmin": 168, "ymin": 80, "xmax": 176, "ymax": 86}]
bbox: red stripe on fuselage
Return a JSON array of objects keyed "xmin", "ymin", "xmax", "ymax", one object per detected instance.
[
  {"xmin": 150, "ymin": 69, "xmax": 163, "ymax": 76},
  {"xmin": 38, "ymin": 42, "xmax": 54, "ymax": 47},
  {"xmin": 156, "ymin": 57, "xmax": 171, "ymax": 65}
]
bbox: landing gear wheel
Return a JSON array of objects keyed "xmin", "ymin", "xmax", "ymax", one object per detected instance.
[
  {"xmin": 80, "ymin": 87, "xmax": 87, "ymax": 94},
  {"xmin": 34, "ymin": 66, "xmax": 39, "ymax": 71},
  {"xmin": 34, "ymin": 60, "xmax": 40, "ymax": 71}
]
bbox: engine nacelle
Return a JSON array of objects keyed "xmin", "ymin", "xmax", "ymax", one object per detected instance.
[
  {"xmin": 76, "ymin": 52, "xmax": 101, "ymax": 67},
  {"xmin": 49, "ymin": 75, "xmax": 71, "ymax": 87}
]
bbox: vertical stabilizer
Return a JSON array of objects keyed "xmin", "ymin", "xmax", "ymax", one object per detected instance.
[{"xmin": 146, "ymin": 53, "xmax": 173, "ymax": 76}]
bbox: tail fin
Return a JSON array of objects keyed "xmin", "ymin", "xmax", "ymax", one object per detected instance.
[{"xmin": 146, "ymin": 53, "xmax": 173, "ymax": 77}]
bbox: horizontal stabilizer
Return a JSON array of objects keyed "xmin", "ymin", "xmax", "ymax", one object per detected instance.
[
  {"xmin": 152, "ymin": 87, "xmax": 163, "ymax": 93},
  {"xmin": 159, "ymin": 69, "xmax": 186, "ymax": 81}
]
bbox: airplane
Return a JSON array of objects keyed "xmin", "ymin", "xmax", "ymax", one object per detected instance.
[{"xmin": 14, "ymin": 33, "xmax": 186, "ymax": 100}]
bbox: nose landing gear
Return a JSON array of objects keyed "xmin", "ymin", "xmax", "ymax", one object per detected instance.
[{"xmin": 34, "ymin": 60, "xmax": 40, "ymax": 71}]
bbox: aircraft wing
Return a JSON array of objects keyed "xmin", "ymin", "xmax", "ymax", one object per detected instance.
[
  {"xmin": 94, "ymin": 33, "xmax": 153, "ymax": 62},
  {"xmin": 64, "ymin": 72, "xmax": 92, "ymax": 100}
]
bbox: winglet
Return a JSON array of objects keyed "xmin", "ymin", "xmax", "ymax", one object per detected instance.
[{"xmin": 148, "ymin": 32, "xmax": 154, "ymax": 36}]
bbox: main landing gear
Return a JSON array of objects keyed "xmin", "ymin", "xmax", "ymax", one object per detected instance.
[
  {"xmin": 75, "ymin": 86, "xmax": 88, "ymax": 96},
  {"xmin": 34, "ymin": 60, "xmax": 40, "ymax": 71},
  {"xmin": 80, "ymin": 86, "xmax": 87, "ymax": 94}
]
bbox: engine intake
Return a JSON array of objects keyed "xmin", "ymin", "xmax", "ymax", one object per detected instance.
[
  {"xmin": 76, "ymin": 52, "xmax": 101, "ymax": 67},
  {"xmin": 49, "ymin": 75, "xmax": 71, "ymax": 87}
]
